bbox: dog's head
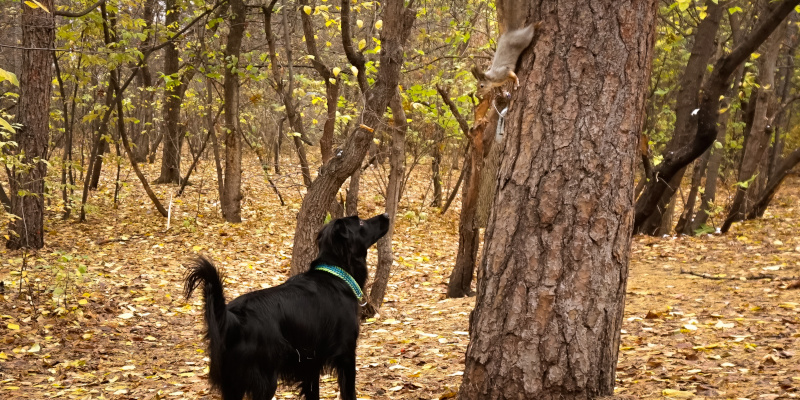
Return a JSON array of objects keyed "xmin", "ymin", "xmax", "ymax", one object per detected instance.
[{"xmin": 313, "ymin": 213, "xmax": 390, "ymax": 287}]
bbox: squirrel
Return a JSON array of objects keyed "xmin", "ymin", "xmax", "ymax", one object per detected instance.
[{"xmin": 473, "ymin": 22, "xmax": 541, "ymax": 96}]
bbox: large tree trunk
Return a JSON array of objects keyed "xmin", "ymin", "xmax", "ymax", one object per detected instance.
[
  {"xmin": 634, "ymin": 0, "xmax": 722, "ymax": 235},
  {"xmin": 220, "ymin": 0, "xmax": 246, "ymax": 222},
  {"xmin": 290, "ymin": 0, "xmax": 416, "ymax": 274},
  {"xmin": 365, "ymin": 93, "xmax": 405, "ymax": 317},
  {"xmin": 7, "ymin": 0, "xmax": 54, "ymax": 249},
  {"xmin": 721, "ymin": 15, "xmax": 787, "ymax": 233},
  {"xmin": 633, "ymin": 0, "xmax": 800, "ymax": 233},
  {"xmin": 154, "ymin": 0, "xmax": 183, "ymax": 184},
  {"xmin": 458, "ymin": 0, "xmax": 656, "ymax": 397}
]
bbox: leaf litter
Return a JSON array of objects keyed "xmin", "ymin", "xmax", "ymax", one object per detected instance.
[{"xmin": 0, "ymin": 158, "xmax": 798, "ymax": 399}]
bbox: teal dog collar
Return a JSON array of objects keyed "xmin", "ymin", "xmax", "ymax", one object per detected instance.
[{"xmin": 314, "ymin": 265, "xmax": 367, "ymax": 306}]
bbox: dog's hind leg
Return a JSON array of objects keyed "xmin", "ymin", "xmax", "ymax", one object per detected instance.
[
  {"xmin": 334, "ymin": 356, "xmax": 357, "ymax": 400},
  {"xmin": 219, "ymin": 383, "xmax": 245, "ymax": 400},
  {"xmin": 249, "ymin": 370, "xmax": 278, "ymax": 400},
  {"xmin": 299, "ymin": 366, "xmax": 321, "ymax": 400}
]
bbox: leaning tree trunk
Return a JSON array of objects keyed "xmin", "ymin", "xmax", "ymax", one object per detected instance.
[
  {"xmin": 220, "ymin": 0, "xmax": 246, "ymax": 222},
  {"xmin": 746, "ymin": 147, "xmax": 800, "ymax": 219},
  {"xmin": 721, "ymin": 17, "xmax": 787, "ymax": 233},
  {"xmin": 635, "ymin": 0, "xmax": 722, "ymax": 235},
  {"xmin": 290, "ymin": 0, "xmax": 416, "ymax": 274},
  {"xmin": 634, "ymin": 0, "xmax": 800, "ymax": 233},
  {"xmin": 458, "ymin": 0, "xmax": 657, "ymax": 397},
  {"xmin": 7, "ymin": 0, "xmax": 55, "ymax": 250},
  {"xmin": 365, "ymin": 92, "xmax": 405, "ymax": 317}
]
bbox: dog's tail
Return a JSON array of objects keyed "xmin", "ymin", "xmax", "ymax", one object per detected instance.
[{"xmin": 184, "ymin": 256, "xmax": 227, "ymax": 385}]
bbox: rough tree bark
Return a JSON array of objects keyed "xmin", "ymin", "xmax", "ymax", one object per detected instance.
[
  {"xmin": 290, "ymin": 0, "xmax": 416, "ymax": 274},
  {"xmin": 364, "ymin": 92, "xmax": 405, "ymax": 317},
  {"xmin": 635, "ymin": 0, "xmax": 722, "ymax": 235},
  {"xmin": 7, "ymin": 0, "xmax": 55, "ymax": 249},
  {"xmin": 721, "ymin": 15, "xmax": 787, "ymax": 233},
  {"xmin": 220, "ymin": 0, "xmax": 246, "ymax": 222},
  {"xmin": 154, "ymin": 0, "xmax": 184, "ymax": 184},
  {"xmin": 633, "ymin": 0, "xmax": 800, "ymax": 234},
  {"xmin": 458, "ymin": 0, "xmax": 656, "ymax": 397}
]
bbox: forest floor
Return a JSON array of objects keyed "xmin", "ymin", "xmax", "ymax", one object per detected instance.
[{"xmin": 1, "ymin": 156, "xmax": 799, "ymax": 400}]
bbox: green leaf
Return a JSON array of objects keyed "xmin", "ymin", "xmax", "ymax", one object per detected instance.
[
  {"xmin": 0, "ymin": 68, "xmax": 19, "ymax": 86},
  {"xmin": 0, "ymin": 117, "xmax": 15, "ymax": 134}
]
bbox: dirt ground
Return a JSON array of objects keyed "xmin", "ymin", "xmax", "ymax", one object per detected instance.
[{"xmin": 1, "ymin": 157, "xmax": 799, "ymax": 399}]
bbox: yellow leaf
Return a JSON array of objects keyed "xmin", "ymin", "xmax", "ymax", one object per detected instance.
[
  {"xmin": 303, "ymin": 5, "xmax": 312, "ymax": 14},
  {"xmin": 350, "ymin": 65, "xmax": 358, "ymax": 76},
  {"xmin": 121, "ymin": 365, "xmax": 136, "ymax": 370},
  {"xmin": 662, "ymin": 389, "xmax": 694, "ymax": 398},
  {"xmin": 28, "ymin": 343, "xmax": 40, "ymax": 353},
  {"xmin": 358, "ymin": 39, "xmax": 366, "ymax": 51},
  {"xmin": 357, "ymin": 19, "xmax": 363, "ymax": 28},
  {"xmin": 78, "ymin": 299, "xmax": 88, "ymax": 305},
  {"xmin": 375, "ymin": 20, "xmax": 383, "ymax": 29},
  {"xmin": 332, "ymin": 67, "xmax": 341, "ymax": 77},
  {"xmin": 7, "ymin": 323, "xmax": 19, "ymax": 330}
]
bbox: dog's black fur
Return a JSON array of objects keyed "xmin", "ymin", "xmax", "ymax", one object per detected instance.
[{"xmin": 184, "ymin": 214, "xmax": 390, "ymax": 400}]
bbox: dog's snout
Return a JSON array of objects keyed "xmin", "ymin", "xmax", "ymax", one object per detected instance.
[{"xmin": 382, "ymin": 213, "xmax": 389, "ymax": 218}]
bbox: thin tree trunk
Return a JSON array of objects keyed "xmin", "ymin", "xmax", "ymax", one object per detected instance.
[
  {"xmin": 0, "ymin": 182, "xmax": 10, "ymax": 211},
  {"xmin": 220, "ymin": 0, "xmax": 246, "ymax": 222},
  {"xmin": 365, "ymin": 92, "xmax": 406, "ymax": 317},
  {"xmin": 430, "ymin": 124, "xmax": 444, "ymax": 208},
  {"xmin": 459, "ymin": 0, "xmax": 656, "ymax": 397},
  {"xmin": 206, "ymin": 78, "xmax": 224, "ymax": 203},
  {"xmin": 675, "ymin": 151, "xmax": 709, "ymax": 234},
  {"xmin": 131, "ymin": 0, "xmax": 156, "ymax": 163},
  {"xmin": 154, "ymin": 0, "xmax": 183, "ymax": 184},
  {"xmin": 89, "ymin": 138, "xmax": 108, "ymax": 190},
  {"xmin": 79, "ymin": 81, "xmax": 115, "ymax": 222}
]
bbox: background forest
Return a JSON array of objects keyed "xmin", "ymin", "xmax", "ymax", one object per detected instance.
[{"xmin": 1, "ymin": 0, "xmax": 799, "ymax": 398}]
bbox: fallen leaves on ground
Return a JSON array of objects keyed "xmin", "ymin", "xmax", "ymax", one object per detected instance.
[{"xmin": 0, "ymin": 157, "xmax": 798, "ymax": 399}]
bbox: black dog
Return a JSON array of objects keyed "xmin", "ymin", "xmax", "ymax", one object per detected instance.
[{"xmin": 184, "ymin": 214, "xmax": 390, "ymax": 400}]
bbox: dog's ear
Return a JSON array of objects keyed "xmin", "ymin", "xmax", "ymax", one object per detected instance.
[{"xmin": 333, "ymin": 219, "xmax": 351, "ymax": 240}]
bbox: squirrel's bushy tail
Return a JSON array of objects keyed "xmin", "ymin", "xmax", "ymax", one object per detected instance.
[{"xmin": 184, "ymin": 257, "xmax": 228, "ymax": 386}]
